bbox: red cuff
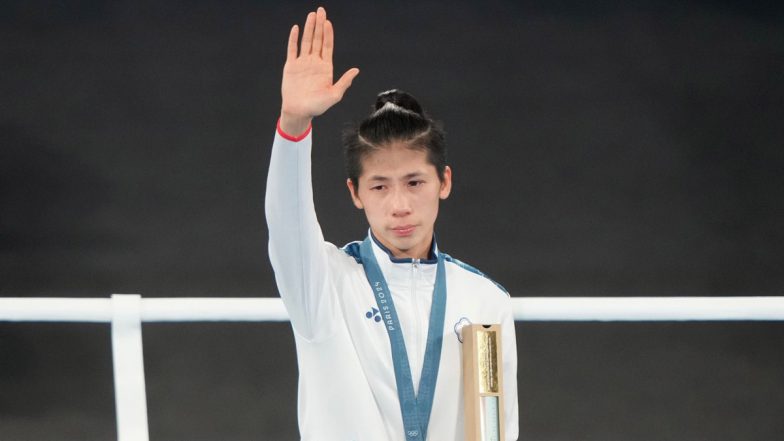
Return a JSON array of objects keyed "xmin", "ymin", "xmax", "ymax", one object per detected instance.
[{"xmin": 277, "ymin": 118, "xmax": 312, "ymax": 142}]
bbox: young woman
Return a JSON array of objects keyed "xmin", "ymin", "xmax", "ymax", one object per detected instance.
[{"xmin": 266, "ymin": 7, "xmax": 518, "ymax": 440}]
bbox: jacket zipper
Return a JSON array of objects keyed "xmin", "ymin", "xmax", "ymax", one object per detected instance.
[{"xmin": 411, "ymin": 258, "xmax": 420, "ymax": 394}]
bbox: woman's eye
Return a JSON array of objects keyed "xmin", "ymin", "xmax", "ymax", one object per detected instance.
[
  {"xmin": 371, "ymin": 185, "xmax": 385, "ymax": 191},
  {"xmin": 409, "ymin": 180, "xmax": 423, "ymax": 187}
]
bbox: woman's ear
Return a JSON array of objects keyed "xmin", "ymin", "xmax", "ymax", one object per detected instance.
[
  {"xmin": 439, "ymin": 166, "xmax": 452, "ymax": 200},
  {"xmin": 346, "ymin": 178, "xmax": 364, "ymax": 209}
]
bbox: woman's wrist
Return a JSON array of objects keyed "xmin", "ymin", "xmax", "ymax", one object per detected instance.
[
  {"xmin": 279, "ymin": 112, "xmax": 312, "ymax": 139},
  {"xmin": 278, "ymin": 113, "xmax": 312, "ymax": 141}
]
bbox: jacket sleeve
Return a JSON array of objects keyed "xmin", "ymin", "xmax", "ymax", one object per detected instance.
[
  {"xmin": 502, "ymin": 301, "xmax": 520, "ymax": 440},
  {"xmin": 265, "ymin": 126, "xmax": 337, "ymax": 341}
]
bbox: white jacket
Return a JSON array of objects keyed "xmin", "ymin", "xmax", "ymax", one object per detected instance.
[{"xmin": 265, "ymin": 126, "xmax": 519, "ymax": 440}]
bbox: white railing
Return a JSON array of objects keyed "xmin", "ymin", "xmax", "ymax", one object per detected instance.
[{"xmin": 1, "ymin": 295, "xmax": 783, "ymax": 441}]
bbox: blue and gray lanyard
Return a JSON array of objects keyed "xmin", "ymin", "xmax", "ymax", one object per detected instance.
[{"xmin": 358, "ymin": 236, "xmax": 447, "ymax": 441}]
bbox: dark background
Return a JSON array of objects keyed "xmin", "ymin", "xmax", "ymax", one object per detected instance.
[{"xmin": 2, "ymin": 0, "xmax": 783, "ymax": 440}]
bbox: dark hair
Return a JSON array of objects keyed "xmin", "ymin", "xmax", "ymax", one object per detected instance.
[{"xmin": 343, "ymin": 89, "xmax": 446, "ymax": 189}]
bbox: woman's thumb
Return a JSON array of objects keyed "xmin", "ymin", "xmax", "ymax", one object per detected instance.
[{"xmin": 334, "ymin": 68, "xmax": 360, "ymax": 98}]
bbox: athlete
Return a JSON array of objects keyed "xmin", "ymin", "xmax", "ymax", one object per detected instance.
[{"xmin": 266, "ymin": 7, "xmax": 519, "ymax": 440}]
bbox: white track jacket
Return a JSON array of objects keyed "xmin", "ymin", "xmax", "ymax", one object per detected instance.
[{"xmin": 265, "ymin": 126, "xmax": 519, "ymax": 441}]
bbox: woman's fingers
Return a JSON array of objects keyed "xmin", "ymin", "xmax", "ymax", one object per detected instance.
[
  {"xmin": 312, "ymin": 7, "xmax": 326, "ymax": 57},
  {"xmin": 286, "ymin": 24, "xmax": 299, "ymax": 61},
  {"xmin": 322, "ymin": 20, "xmax": 334, "ymax": 62},
  {"xmin": 300, "ymin": 11, "xmax": 316, "ymax": 55},
  {"xmin": 281, "ymin": 7, "xmax": 355, "ymax": 114}
]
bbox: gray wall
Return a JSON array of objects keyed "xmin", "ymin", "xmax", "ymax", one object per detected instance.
[{"xmin": 1, "ymin": 1, "xmax": 783, "ymax": 439}]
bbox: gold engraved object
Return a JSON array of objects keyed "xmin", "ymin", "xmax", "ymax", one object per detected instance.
[{"xmin": 462, "ymin": 324, "xmax": 505, "ymax": 441}]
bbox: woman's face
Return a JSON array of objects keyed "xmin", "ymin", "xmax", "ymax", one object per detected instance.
[{"xmin": 347, "ymin": 142, "xmax": 451, "ymax": 259}]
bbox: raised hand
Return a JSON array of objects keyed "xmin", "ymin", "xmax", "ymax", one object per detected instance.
[{"xmin": 280, "ymin": 7, "xmax": 360, "ymax": 135}]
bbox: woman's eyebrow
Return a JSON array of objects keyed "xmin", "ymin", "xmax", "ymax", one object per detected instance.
[{"xmin": 366, "ymin": 171, "xmax": 426, "ymax": 182}]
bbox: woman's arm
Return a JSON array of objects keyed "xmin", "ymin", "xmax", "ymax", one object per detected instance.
[{"xmin": 266, "ymin": 7, "xmax": 359, "ymax": 341}]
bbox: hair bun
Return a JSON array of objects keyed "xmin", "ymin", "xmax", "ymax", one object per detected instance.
[{"xmin": 374, "ymin": 89, "xmax": 424, "ymax": 117}]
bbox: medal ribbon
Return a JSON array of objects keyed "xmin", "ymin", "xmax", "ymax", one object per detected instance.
[{"xmin": 359, "ymin": 236, "xmax": 447, "ymax": 441}]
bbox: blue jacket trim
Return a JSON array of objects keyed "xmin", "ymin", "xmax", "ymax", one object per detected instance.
[
  {"xmin": 442, "ymin": 254, "xmax": 509, "ymax": 296},
  {"xmin": 342, "ymin": 241, "xmax": 362, "ymax": 263},
  {"xmin": 343, "ymin": 231, "xmax": 438, "ymax": 264}
]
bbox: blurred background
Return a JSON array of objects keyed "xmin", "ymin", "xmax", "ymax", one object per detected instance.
[{"xmin": 1, "ymin": 0, "xmax": 783, "ymax": 439}]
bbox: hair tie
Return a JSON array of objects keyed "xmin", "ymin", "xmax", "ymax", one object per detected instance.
[{"xmin": 372, "ymin": 101, "xmax": 419, "ymax": 117}]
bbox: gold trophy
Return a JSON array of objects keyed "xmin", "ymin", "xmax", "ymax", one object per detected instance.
[{"xmin": 462, "ymin": 324, "xmax": 505, "ymax": 441}]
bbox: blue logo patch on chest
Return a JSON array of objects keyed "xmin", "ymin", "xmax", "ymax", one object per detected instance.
[{"xmin": 366, "ymin": 307, "xmax": 381, "ymax": 323}]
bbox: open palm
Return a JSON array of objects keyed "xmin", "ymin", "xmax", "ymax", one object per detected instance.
[{"xmin": 281, "ymin": 7, "xmax": 359, "ymax": 123}]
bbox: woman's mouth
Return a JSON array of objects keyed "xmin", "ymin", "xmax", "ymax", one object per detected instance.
[{"xmin": 391, "ymin": 225, "xmax": 416, "ymax": 237}]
